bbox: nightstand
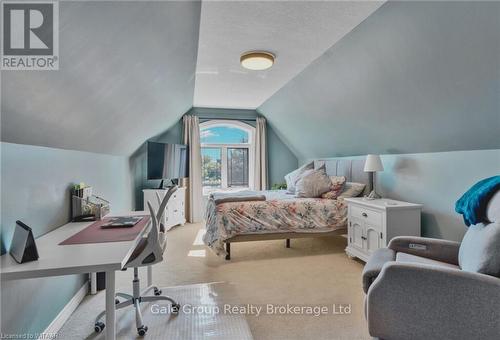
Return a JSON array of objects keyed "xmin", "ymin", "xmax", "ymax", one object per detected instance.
[{"xmin": 344, "ymin": 197, "xmax": 422, "ymax": 262}]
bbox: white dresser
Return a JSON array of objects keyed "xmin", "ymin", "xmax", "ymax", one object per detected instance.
[
  {"xmin": 143, "ymin": 187, "xmax": 186, "ymax": 231},
  {"xmin": 344, "ymin": 198, "xmax": 422, "ymax": 262}
]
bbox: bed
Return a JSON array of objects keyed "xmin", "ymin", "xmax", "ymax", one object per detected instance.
[{"xmin": 203, "ymin": 159, "xmax": 370, "ymax": 260}]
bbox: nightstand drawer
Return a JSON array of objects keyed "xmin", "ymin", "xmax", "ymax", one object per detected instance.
[{"xmin": 350, "ymin": 205, "xmax": 382, "ymax": 227}]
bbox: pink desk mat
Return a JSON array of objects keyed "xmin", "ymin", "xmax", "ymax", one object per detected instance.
[{"xmin": 59, "ymin": 216, "xmax": 150, "ymax": 245}]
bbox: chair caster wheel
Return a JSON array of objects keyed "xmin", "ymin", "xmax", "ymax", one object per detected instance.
[
  {"xmin": 137, "ymin": 325, "xmax": 148, "ymax": 336},
  {"xmin": 94, "ymin": 321, "xmax": 105, "ymax": 333},
  {"xmin": 115, "ymin": 298, "xmax": 120, "ymax": 304},
  {"xmin": 154, "ymin": 288, "xmax": 162, "ymax": 296},
  {"xmin": 171, "ymin": 303, "xmax": 180, "ymax": 314}
]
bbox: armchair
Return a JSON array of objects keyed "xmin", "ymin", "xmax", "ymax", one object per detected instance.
[{"xmin": 362, "ymin": 191, "xmax": 500, "ymax": 340}]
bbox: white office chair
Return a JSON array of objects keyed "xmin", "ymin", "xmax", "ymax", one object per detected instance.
[{"xmin": 94, "ymin": 186, "xmax": 180, "ymax": 336}]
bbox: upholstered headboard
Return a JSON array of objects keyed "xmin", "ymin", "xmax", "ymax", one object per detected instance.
[{"xmin": 313, "ymin": 159, "xmax": 371, "ymax": 195}]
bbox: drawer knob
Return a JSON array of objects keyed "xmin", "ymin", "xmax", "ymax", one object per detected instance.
[{"xmin": 362, "ymin": 212, "xmax": 368, "ymax": 217}]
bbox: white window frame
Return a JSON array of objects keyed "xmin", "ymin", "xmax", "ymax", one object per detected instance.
[{"xmin": 200, "ymin": 120, "xmax": 255, "ymax": 190}]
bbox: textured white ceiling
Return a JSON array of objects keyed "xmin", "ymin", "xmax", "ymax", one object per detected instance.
[{"xmin": 194, "ymin": 0, "xmax": 384, "ymax": 109}]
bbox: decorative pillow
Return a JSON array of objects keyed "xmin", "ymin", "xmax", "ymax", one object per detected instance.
[
  {"xmin": 338, "ymin": 182, "xmax": 366, "ymax": 199},
  {"xmin": 295, "ymin": 168, "xmax": 332, "ymax": 198},
  {"xmin": 458, "ymin": 222, "xmax": 500, "ymax": 277},
  {"xmin": 321, "ymin": 176, "xmax": 347, "ymax": 199},
  {"xmin": 284, "ymin": 162, "xmax": 314, "ymax": 194},
  {"xmin": 486, "ymin": 191, "xmax": 500, "ymax": 223}
]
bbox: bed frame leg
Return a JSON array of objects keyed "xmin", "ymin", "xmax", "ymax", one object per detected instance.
[
  {"xmin": 225, "ymin": 242, "xmax": 231, "ymax": 260},
  {"xmin": 286, "ymin": 239, "xmax": 290, "ymax": 248}
]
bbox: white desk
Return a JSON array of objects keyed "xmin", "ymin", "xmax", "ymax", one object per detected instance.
[{"xmin": 0, "ymin": 211, "xmax": 150, "ymax": 340}]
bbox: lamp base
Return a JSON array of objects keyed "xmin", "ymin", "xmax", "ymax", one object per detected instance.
[{"xmin": 365, "ymin": 190, "xmax": 382, "ymax": 200}]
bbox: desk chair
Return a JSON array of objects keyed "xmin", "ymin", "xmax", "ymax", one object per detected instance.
[{"xmin": 94, "ymin": 186, "xmax": 180, "ymax": 336}]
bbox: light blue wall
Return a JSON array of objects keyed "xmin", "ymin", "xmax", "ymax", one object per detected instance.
[
  {"xmin": 259, "ymin": 1, "xmax": 500, "ymax": 160},
  {"xmin": 258, "ymin": 1, "xmax": 500, "ymax": 242},
  {"xmin": 129, "ymin": 108, "xmax": 298, "ymax": 210},
  {"xmin": 0, "ymin": 142, "xmax": 133, "ymax": 335},
  {"xmin": 305, "ymin": 149, "xmax": 500, "ymax": 241},
  {"xmin": 267, "ymin": 124, "xmax": 298, "ymax": 187},
  {"xmin": 378, "ymin": 150, "xmax": 500, "ymax": 241}
]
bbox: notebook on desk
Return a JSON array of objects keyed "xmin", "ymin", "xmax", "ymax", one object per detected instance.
[{"xmin": 101, "ymin": 216, "xmax": 143, "ymax": 229}]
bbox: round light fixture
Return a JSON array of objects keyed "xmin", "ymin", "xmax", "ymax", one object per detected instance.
[{"xmin": 240, "ymin": 51, "xmax": 275, "ymax": 71}]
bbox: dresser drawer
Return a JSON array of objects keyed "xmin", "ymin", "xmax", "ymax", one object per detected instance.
[{"xmin": 350, "ymin": 205, "xmax": 382, "ymax": 227}]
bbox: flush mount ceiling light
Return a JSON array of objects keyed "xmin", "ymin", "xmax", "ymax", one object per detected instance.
[{"xmin": 240, "ymin": 51, "xmax": 275, "ymax": 71}]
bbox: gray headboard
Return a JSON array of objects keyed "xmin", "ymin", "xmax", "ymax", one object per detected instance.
[{"xmin": 313, "ymin": 159, "xmax": 371, "ymax": 195}]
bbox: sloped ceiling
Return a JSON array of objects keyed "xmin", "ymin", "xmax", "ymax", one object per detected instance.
[
  {"xmin": 1, "ymin": 1, "xmax": 201, "ymax": 155},
  {"xmin": 258, "ymin": 1, "xmax": 500, "ymax": 161},
  {"xmin": 194, "ymin": 0, "xmax": 383, "ymax": 109},
  {"xmin": 3, "ymin": 1, "xmax": 498, "ymax": 159}
]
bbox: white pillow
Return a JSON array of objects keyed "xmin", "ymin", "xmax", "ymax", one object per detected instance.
[
  {"xmin": 338, "ymin": 182, "xmax": 366, "ymax": 198},
  {"xmin": 321, "ymin": 176, "xmax": 347, "ymax": 199},
  {"xmin": 295, "ymin": 168, "xmax": 332, "ymax": 198},
  {"xmin": 285, "ymin": 162, "xmax": 314, "ymax": 194},
  {"xmin": 486, "ymin": 191, "xmax": 500, "ymax": 223},
  {"xmin": 459, "ymin": 222, "xmax": 500, "ymax": 277}
]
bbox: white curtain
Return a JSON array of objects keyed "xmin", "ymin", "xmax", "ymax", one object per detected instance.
[
  {"xmin": 183, "ymin": 115, "xmax": 203, "ymax": 223},
  {"xmin": 254, "ymin": 117, "xmax": 268, "ymax": 190}
]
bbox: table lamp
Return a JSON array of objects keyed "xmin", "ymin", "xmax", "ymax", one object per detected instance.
[{"xmin": 364, "ymin": 154, "xmax": 384, "ymax": 200}]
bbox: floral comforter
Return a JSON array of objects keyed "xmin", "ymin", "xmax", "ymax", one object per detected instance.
[{"xmin": 203, "ymin": 190, "xmax": 347, "ymax": 255}]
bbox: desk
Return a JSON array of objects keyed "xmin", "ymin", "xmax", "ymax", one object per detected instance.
[{"xmin": 0, "ymin": 211, "xmax": 150, "ymax": 340}]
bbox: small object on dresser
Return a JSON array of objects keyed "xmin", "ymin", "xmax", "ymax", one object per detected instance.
[
  {"xmin": 10, "ymin": 221, "xmax": 39, "ymax": 264},
  {"xmin": 271, "ymin": 182, "xmax": 287, "ymax": 190}
]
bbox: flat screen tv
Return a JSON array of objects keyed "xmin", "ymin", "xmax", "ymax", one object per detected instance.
[{"xmin": 147, "ymin": 142, "xmax": 189, "ymax": 183}]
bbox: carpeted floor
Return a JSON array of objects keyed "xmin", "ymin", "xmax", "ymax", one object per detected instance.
[
  {"xmin": 59, "ymin": 222, "xmax": 370, "ymax": 340},
  {"xmin": 58, "ymin": 282, "xmax": 253, "ymax": 340}
]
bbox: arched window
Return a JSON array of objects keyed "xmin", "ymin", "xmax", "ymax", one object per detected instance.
[{"xmin": 200, "ymin": 120, "xmax": 255, "ymax": 195}]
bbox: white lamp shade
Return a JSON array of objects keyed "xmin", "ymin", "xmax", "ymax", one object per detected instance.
[{"xmin": 364, "ymin": 154, "xmax": 384, "ymax": 172}]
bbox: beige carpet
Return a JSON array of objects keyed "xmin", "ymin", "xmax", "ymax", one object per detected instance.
[
  {"xmin": 58, "ymin": 282, "xmax": 253, "ymax": 340},
  {"xmin": 59, "ymin": 223, "xmax": 370, "ymax": 340}
]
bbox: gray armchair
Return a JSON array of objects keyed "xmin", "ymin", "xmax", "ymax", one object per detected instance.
[{"xmin": 362, "ymin": 191, "xmax": 500, "ymax": 340}]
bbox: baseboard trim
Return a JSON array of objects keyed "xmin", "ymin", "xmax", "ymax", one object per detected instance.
[{"xmin": 39, "ymin": 280, "xmax": 88, "ymax": 339}]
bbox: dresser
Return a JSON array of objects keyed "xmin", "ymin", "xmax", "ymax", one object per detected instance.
[
  {"xmin": 143, "ymin": 187, "xmax": 186, "ymax": 231},
  {"xmin": 344, "ymin": 198, "xmax": 422, "ymax": 262}
]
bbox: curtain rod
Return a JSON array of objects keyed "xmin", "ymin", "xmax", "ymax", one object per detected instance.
[{"xmin": 196, "ymin": 116, "xmax": 257, "ymax": 122}]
